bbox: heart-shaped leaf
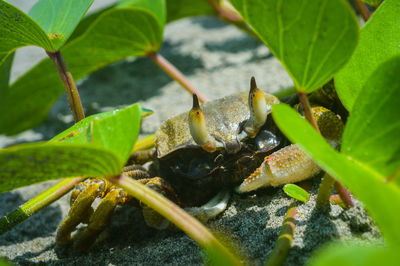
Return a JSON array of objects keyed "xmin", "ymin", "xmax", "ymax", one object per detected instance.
[
  {"xmin": 28, "ymin": 0, "xmax": 93, "ymax": 50},
  {"xmin": 335, "ymin": 0, "xmax": 400, "ymax": 111},
  {"xmin": 229, "ymin": 0, "xmax": 359, "ymax": 93},
  {"xmin": 52, "ymin": 103, "xmax": 141, "ymax": 163},
  {"xmin": 0, "ymin": 0, "xmax": 54, "ymax": 65},
  {"xmin": 117, "ymin": 0, "xmax": 166, "ymax": 27},
  {"xmin": 0, "ymin": 142, "xmax": 121, "ymax": 193},
  {"xmin": 0, "ymin": 4, "xmax": 164, "ymax": 135},
  {"xmin": 283, "ymin": 184, "xmax": 310, "ymax": 202}
]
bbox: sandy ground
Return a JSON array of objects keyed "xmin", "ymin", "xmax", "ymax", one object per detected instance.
[{"xmin": 0, "ymin": 1, "xmax": 380, "ymax": 265}]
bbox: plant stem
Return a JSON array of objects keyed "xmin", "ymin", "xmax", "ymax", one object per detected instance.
[
  {"xmin": 131, "ymin": 134, "xmax": 155, "ymax": 152},
  {"xmin": 265, "ymin": 205, "xmax": 296, "ymax": 266},
  {"xmin": 297, "ymin": 91, "xmax": 320, "ymax": 133},
  {"xmin": 0, "ymin": 177, "xmax": 83, "ymax": 235},
  {"xmin": 354, "ymin": 0, "xmax": 371, "ymax": 22},
  {"xmin": 316, "ymin": 173, "xmax": 336, "ymax": 209},
  {"xmin": 147, "ymin": 53, "xmax": 209, "ymax": 103},
  {"xmin": 46, "ymin": 51, "xmax": 85, "ymax": 122},
  {"xmin": 329, "ymin": 194, "xmax": 348, "ymax": 209},
  {"xmin": 207, "ymin": 0, "xmax": 261, "ymax": 40},
  {"xmin": 111, "ymin": 174, "xmax": 242, "ymax": 265},
  {"xmin": 334, "ymin": 182, "xmax": 354, "ymax": 208}
]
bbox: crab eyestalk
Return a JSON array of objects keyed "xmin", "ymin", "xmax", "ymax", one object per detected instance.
[
  {"xmin": 189, "ymin": 94, "xmax": 216, "ymax": 152},
  {"xmin": 243, "ymin": 77, "xmax": 269, "ymax": 138}
]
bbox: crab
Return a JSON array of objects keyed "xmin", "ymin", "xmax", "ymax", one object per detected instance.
[{"xmin": 56, "ymin": 77, "xmax": 343, "ymax": 252}]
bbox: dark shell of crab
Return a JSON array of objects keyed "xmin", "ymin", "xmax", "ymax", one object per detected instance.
[{"xmin": 155, "ymin": 90, "xmax": 280, "ymax": 158}]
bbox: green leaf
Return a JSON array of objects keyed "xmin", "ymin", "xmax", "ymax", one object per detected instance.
[
  {"xmin": 341, "ymin": 57, "xmax": 400, "ymax": 177},
  {"xmin": 166, "ymin": 0, "xmax": 215, "ymax": 22},
  {"xmin": 283, "ymin": 184, "xmax": 310, "ymax": 202},
  {"xmin": 29, "ymin": 0, "xmax": 93, "ymax": 50},
  {"xmin": 0, "ymin": 6, "xmax": 164, "ymax": 135},
  {"xmin": 52, "ymin": 104, "xmax": 141, "ymax": 163},
  {"xmin": 0, "ymin": 51, "xmax": 13, "ymax": 90},
  {"xmin": 0, "ymin": 0, "xmax": 54, "ymax": 65},
  {"xmin": 309, "ymin": 242, "xmax": 399, "ymax": 266},
  {"xmin": 117, "ymin": 0, "xmax": 166, "ymax": 27},
  {"xmin": 335, "ymin": 0, "xmax": 400, "ymax": 111},
  {"xmin": 229, "ymin": 0, "xmax": 359, "ymax": 92},
  {"xmin": 0, "ymin": 142, "xmax": 121, "ymax": 193},
  {"xmin": 272, "ymin": 104, "xmax": 400, "ymax": 247}
]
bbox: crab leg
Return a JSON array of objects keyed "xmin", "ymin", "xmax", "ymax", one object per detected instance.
[
  {"xmin": 236, "ymin": 144, "xmax": 320, "ymax": 193},
  {"xmin": 73, "ymin": 187, "xmax": 128, "ymax": 252},
  {"xmin": 56, "ymin": 179, "xmax": 107, "ymax": 246},
  {"xmin": 185, "ymin": 189, "xmax": 231, "ymax": 223}
]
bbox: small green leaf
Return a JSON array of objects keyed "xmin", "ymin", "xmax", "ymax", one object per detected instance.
[
  {"xmin": 272, "ymin": 104, "xmax": 400, "ymax": 247},
  {"xmin": 52, "ymin": 104, "xmax": 141, "ymax": 163},
  {"xmin": 166, "ymin": 0, "xmax": 215, "ymax": 22},
  {"xmin": 0, "ymin": 142, "xmax": 121, "ymax": 193},
  {"xmin": 341, "ymin": 57, "xmax": 400, "ymax": 177},
  {"xmin": 0, "ymin": 0, "xmax": 54, "ymax": 64},
  {"xmin": 0, "ymin": 6, "xmax": 164, "ymax": 135},
  {"xmin": 283, "ymin": 184, "xmax": 310, "ymax": 202},
  {"xmin": 229, "ymin": 0, "xmax": 359, "ymax": 92},
  {"xmin": 29, "ymin": 0, "xmax": 93, "ymax": 50},
  {"xmin": 309, "ymin": 241, "xmax": 398, "ymax": 266},
  {"xmin": 335, "ymin": 0, "xmax": 400, "ymax": 111}
]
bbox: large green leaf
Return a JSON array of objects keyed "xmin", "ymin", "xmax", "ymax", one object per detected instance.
[
  {"xmin": 117, "ymin": 0, "xmax": 166, "ymax": 26},
  {"xmin": 52, "ymin": 104, "xmax": 141, "ymax": 163},
  {"xmin": 308, "ymin": 241, "xmax": 399, "ymax": 266},
  {"xmin": 0, "ymin": 6, "xmax": 164, "ymax": 135},
  {"xmin": 341, "ymin": 57, "xmax": 400, "ymax": 177},
  {"xmin": 335, "ymin": 0, "xmax": 400, "ymax": 111},
  {"xmin": 0, "ymin": 0, "xmax": 54, "ymax": 65},
  {"xmin": 272, "ymin": 104, "xmax": 400, "ymax": 246},
  {"xmin": 29, "ymin": 0, "xmax": 93, "ymax": 50},
  {"xmin": 0, "ymin": 142, "xmax": 121, "ymax": 193},
  {"xmin": 166, "ymin": 0, "xmax": 215, "ymax": 22},
  {"xmin": 229, "ymin": 0, "xmax": 359, "ymax": 93}
]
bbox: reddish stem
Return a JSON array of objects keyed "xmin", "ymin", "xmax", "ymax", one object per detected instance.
[
  {"xmin": 207, "ymin": 0, "xmax": 241, "ymax": 22},
  {"xmin": 46, "ymin": 51, "xmax": 85, "ymax": 122},
  {"xmin": 354, "ymin": 0, "xmax": 371, "ymax": 22},
  {"xmin": 334, "ymin": 182, "xmax": 354, "ymax": 208},
  {"xmin": 147, "ymin": 53, "xmax": 209, "ymax": 103},
  {"xmin": 297, "ymin": 91, "xmax": 320, "ymax": 133}
]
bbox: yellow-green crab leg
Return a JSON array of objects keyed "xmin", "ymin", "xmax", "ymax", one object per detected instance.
[
  {"xmin": 73, "ymin": 188, "xmax": 127, "ymax": 252},
  {"xmin": 56, "ymin": 180, "xmax": 105, "ymax": 246}
]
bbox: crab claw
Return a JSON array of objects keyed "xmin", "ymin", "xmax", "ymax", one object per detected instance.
[
  {"xmin": 189, "ymin": 94, "xmax": 216, "ymax": 152},
  {"xmin": 242, "ymin": 77, "xmax": 269, "ymax": 138},
  {"xmin": 236, "ymin": 144, "xmax": 320, "ymax": 193}
]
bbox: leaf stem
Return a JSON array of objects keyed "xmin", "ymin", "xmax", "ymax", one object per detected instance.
[
  {"xmin": 265, "ymin": 205, "xmax": 296, "ymax": 266},
  {"xmin": 131, "ymin": 134, "xmax": 155, "ymax": 152},
  {"xmin": 297, "ymin": 91, "xmax": 320, "ymax": 133},
  {"xmin": 46, "ymin": 51, "xmax": 85, "ymax": 122},
  {"xmin": 147, "ymin": 53, "xmax": 209, "ymax": 103},
  {"xmin": 354, "ymin": 0, "xmax": 371, "ymax": 22},
  {"xmin": 110, "ymin": 174, "xmax": 242, "ymax": 265},
  {"xmin": 316, "ymin": 173, "xmax": 336, "ymax": 209},
  {"xmin": 329, "ymin": 194, "xmax": 348, "ymax": 209},
  {"xmin": 0, "ymin": 177, "xmax": 83, "ymax": 235},
  {"xmin": 334, "ymin": 182, "xmax": 354, "ymax": 208},
  {"xmin": 207, "ymin": 0, "xmax": 260, "ymax": 40}
]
